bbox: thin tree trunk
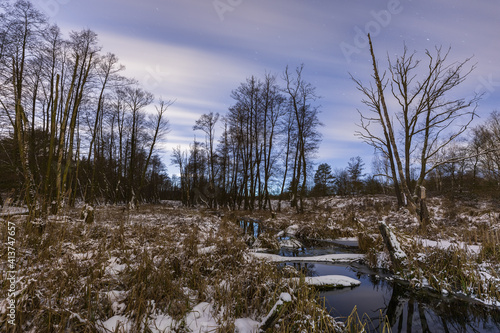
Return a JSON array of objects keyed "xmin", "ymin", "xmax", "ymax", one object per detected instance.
[
  {"xmin": 56, "ymin": 55, "xmax": 79, "ymax": 211},
  {"xmin": 368, "ymin": 34, "xmax": 415, "ymax": 213},
  {"xmin": 42, "ymin": 74, "xmax": 60, "ymax": 215}
]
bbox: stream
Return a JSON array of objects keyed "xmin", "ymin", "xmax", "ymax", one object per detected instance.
[{"xmin": 239, "ymin": 218, "xmax": 500, "ymax": 332}]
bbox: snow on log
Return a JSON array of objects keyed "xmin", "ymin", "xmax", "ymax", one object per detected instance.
[
  {"xmin": 289, "ymin": 275, "xmax": 361, "ymax": 289},
  {"xmin": 379, "ymin": 219, "xmax": 407, "ymax": 270},
  {"xmin": 260, "ymin": 293, "xmax": 292, "ymax": 331}
]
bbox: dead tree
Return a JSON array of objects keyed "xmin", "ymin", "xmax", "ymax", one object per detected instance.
[{"xmin": 353, "ymin": 34, "xmax": 480, "ymax": 229}]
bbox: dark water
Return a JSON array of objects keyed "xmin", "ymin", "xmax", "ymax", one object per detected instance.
[
  {"xmin": 239, "ymin": 218, "xmax": 262, "ymax": 238},
  {"xmin": 283, "ymin": 262, "xmax": 500, "ymax": 332},
  {"xmin": 277, "ymin": 241, "xmax": 360, "ymax": 256},
  {"xmin": 238, "ymin": 220, "xmax": 500, "ymax": 332}
]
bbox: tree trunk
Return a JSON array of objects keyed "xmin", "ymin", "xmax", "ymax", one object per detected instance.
[
  {"xmin": 379, "ymin": 220, "xmax": 407, "ymax": 271},
  {"xmin": 42, "ymin": 74, "xmax": 60, "ymax": 215},
  {"xmin": 368, "ymin": 34, "xmax": 416, "ymax": 214}
]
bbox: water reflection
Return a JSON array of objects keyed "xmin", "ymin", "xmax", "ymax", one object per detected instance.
[
  {"xmin": 237, "ymin": 220, "xmax": 500, "ymax": 332},
  {"xmin": 238, "ymin": 218, "xmax": 262, "ymax": 238},
  {"xmin": 277, "ymin": 242, "xmax": 360, "ymax": 257},
  {"xmin": 284, "ymin": 262, "xmax": 500, "ymax": 333}
]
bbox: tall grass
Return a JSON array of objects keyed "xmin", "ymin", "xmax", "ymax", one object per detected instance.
[{"xmin": 0, "ymin": 205, "xmax": 347, "ymax": 332}]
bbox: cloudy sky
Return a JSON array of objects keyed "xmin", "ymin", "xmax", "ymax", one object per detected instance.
[{"xmin": 38, "ymin": 0, "xmax": 500, "ymax": 173}]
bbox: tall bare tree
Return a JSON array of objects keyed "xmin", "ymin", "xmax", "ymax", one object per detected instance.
[
  {"xmin": 140, "ymin": 98, "xmax": 172, "ymax": 198},
  {"xmin": 353, "ymin": 34, "xmax": 480, "ymax": 228},
  {"xmin": 283, "ymin": 64, "xmax": 322, "ymax": 213},
  {"xmin": 85, "ymin": 52, "xmax": 125, "ymax": 203},
  {"xmin": 194, "ymin": 111, "xmax": 219, "ymax": 208},
  {"xmin": 261, "ymin": 73, "xmax": 286, "ymax": 210},
  {"xmin": 59, "ymin": 29, "xmax": 99, "ymax": 209},
  {"xmin": 123, "ymin": 85, "xmax": 153, "ymax": 207},
  {"xmin": 1, "ymin": 0, "xmax": 47, "ymax": 216}
]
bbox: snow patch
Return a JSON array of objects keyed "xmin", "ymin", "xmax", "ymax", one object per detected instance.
[
  {"xmin": 260, "ymin": 293, "xmax": 292, "ymax": 327},
  {"xmin": 198, "ymin": 245, "xmax": 216, "ymax": 254},
  {"xmin": 419, "ymin": 238, "xmax": 481, "ymax": 254},
  {"xmin": 250, "ymin": 252, "xmax": 364, "ymax": 263},
  {"xmin": 0, "ymin": 206, "xmax": 29, "ymax": 217},
  {"xmin": 98, "ymin": 315, "xmax": 131, "ymax": 332},
  {"xmin": 185, "ymin": 302, "xmax": 218, "ymax": 333},
  {"xmin": 285, "ymin": 224, "xmax": 299, "ymax": 236},
  {"xmin": 104, "ymin": 257, "xmax": 127, "ymax": 277},
  {"xmin": 148, "ymin": 314, "xmax": 177, "ymax": 332},
  {"xmin": 290, "ymin": 275, "xmax": 361, "ymax": 288},
  {"xmin": 72, "ymin": 252, "xmax": 94, "ymax": 260},
  {"xmin": 234, "ymin": 318, "xmax": 260, "ymax": 333}
]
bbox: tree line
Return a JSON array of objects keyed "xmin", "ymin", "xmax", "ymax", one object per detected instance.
[
  {"xmin": 2, "ymin": 2, "xmax": 498, "ymax": 222},
  {"xmin": 0, "ymin": 0, "xmax": 172, "ymax": 217},
  {"xmin": 171, "ymin": 66, "xmax": 322, "ymax": 213},
  {"xmin": 171, "ymin": 33, "xmax": 498, "ymax": 221},
  {"xmin": 311, "ymin": 110, "xmax": 500, "ymax": 202}
]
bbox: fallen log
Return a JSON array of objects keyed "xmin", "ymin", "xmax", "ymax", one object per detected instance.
[{"xmin": 379, "ymin": 219, "xmax": 407, "ymax": 271}]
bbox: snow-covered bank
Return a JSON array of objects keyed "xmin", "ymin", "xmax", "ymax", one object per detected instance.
[
  {"xmin": 290, "ymin": 275, "xmax": 360, "ymax": 288},
  {"xmin": 418, "ymin": 238, "xmax": 481, "ymax": 254},
  {"xmin": 250, "ymin": 251, "xmax": 364, "ymax": 263}
]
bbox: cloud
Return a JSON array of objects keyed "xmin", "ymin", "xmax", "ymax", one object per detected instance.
[{"xmin": 51, "ymin": 0, "xmax": 499, "ymax": 170}]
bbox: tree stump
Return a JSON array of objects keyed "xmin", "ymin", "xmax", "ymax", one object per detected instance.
[
  {"xmin": 81, "ymin": 204, "xmax": 95, "ymax": 223},
  {"xmin": 416, "ymin": 186, "xmax": 430, "ymax": 230}
]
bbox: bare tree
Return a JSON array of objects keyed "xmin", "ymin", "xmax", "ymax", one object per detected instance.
[
  {"xmin": 140, "ymin": 98, "xmax": 172, "ymax": 198},
  {"xmin": 471, "ymin": 112, "xmax": 500, "ymax": 190},
  {"xmin": 1, "ymin": 0, "xmax": 47, "ymax": 216},
  {"xmin": 123, "ymin": 85, "xmax": 153, "ymax": 207},
  {"xmin": 171, "ymin": 145, "xmax": 189, "ymax": 205},
  {"xmin": 59, "ymin": 29, "xmax": 100, "ymax": 209},
  {"xmin": 282, "ymin": 64, "xmax": 322, "ymax": 212},
  {"xmin": 260, "ymin": 73, "xmax": 286, "ymax": 210},
  {"xmin": 353, "ymin": 34, "xmax": 480, "ymax": 228},
  {"xmin": 193, "ymin": 111, "xmax": 219, "ymax": 208},
  {"xmin": 84, "ymin": 53, "xmax": 124, "ymax": 199},
  {"xmin": 228, "ymin": 76, "xmax": 262, "ymax": 210}
]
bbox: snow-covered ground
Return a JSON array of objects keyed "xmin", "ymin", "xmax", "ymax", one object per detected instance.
[
  {"xmin": 0, "ymin": 206, "xmax": 29, "ymax": 217},
  {"xmin": 289, "ymin": 275, "xmax": 360, "ymax": 288},
  {"xmin": 1, "ymin": 195, "xmax": 499, "ymax": 331}
]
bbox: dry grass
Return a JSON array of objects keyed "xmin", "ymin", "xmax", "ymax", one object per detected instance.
[
  {"xmin": 1, "ymin": 194, "xmax": 499, "ymax": 332},
  {"xmin": 0, "ymin": 204, "xmax": 341, "ymax": 332}
]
